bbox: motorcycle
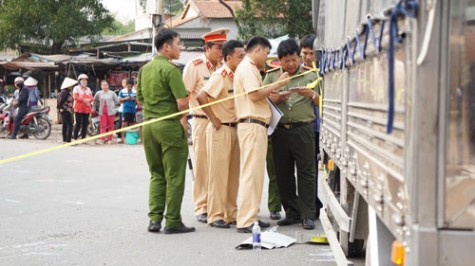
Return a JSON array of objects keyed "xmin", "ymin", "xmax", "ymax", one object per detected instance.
[
  {"xmin": 87, "ymin": 111, "xmax": 121, "ymax": 136},
  {"xmin": 0, "ymin": 97, "xmax": 52, "ymax": 140}
]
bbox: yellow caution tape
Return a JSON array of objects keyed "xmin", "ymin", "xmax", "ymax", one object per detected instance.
[{"xmin": 0, "ymin": 65, "xmax": 320, "ymax": 164}]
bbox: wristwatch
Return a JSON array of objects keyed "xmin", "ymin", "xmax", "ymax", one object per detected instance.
[{"xmin": 312, "ymin": 92, "xmax": 317, "ymax": 100}]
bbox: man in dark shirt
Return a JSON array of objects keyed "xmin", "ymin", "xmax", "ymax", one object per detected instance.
[{"xmin": 8, "ymin": 80, "xmax": 29, "ymax": 139}]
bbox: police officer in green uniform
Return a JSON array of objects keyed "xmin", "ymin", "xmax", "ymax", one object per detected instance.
[
  {"xmin": 137, "ymin": 29, "xmax": 195, "ymax": 234},
  {"xmin": 261, "ymin": 62, "xmax": 283, "ymax": 221},
  {"xmin": 266, "ymin": 146, "xmax": 282, "ymax": 220},
  {"xmin": 264, "ymin": 39, "xmax": 322, "ymax": 230}
]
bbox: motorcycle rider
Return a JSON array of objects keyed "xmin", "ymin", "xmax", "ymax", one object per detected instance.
[
  {"xmin": 7, "ymin": 77, "xmax": 29, "ymax": 139},
  {"xmin": 7, "ymin": 77, "xmax": 24, "ymax": 133},
  {"xmin": 25, "ymin": 77, "xmax": 43, "ymax": 111}
]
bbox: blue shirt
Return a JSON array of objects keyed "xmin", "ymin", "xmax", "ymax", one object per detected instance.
[
  {"xmin": 313, "ymin": 106, "xmax": 320, "ymax": 133},
  {"xmin": 118, "ymin": 88, "xmax": 137, "ymax": 114},
  {"xmin": 27, "ymin": 86, "xmax": 40, "ymax": 107}
]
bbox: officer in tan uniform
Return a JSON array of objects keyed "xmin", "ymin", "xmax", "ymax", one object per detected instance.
[
  {"xmin": 196, "ymin": 40, "xmax": 246, "ymax": 229},
  {"xmin": 234, "ymin": 36, "xmax": 290, "ymax": 233},
  {"xmin": 183, "ymin": 28, "xmax": 229, "ymax": 223}
]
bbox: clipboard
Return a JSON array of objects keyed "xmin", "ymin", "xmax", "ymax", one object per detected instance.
[{"xmin": 267, "ymin": 98, "xmax": 283, "ymax": 135}]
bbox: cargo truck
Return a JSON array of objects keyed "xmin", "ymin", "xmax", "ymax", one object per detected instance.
[{"xmin": 312, "ymin": 0, "xmax": 475, "ymax": 265}]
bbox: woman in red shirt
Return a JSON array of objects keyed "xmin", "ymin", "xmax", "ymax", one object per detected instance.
[{"xmin": 73, "ymin": 74, "xmax": 94, "ymax": 141}]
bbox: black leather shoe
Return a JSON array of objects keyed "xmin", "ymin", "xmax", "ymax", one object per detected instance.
[
  {"xmin": 237, "ymin": 220, "xmax": 270, "ymax": 233},
  {"xmin": 196, "ymin": 213, "xmax": 207, "ymax": 223},
  {"xmin": 236, "ymin": 225, "xmax": 252, "ymax": 233},
  {"xmin": 209, "ymin": 220, "xmax": 230, "ymax": 229},
  {"xmin": 270, "ymin": 211, "xmax": 281, "ymax": 220},
  {"xmin": 277, "ymin": 217, "xmax": 302, "ymax": 226},
  {"xmin": 164, "ymin": 224, "xmax": 196, "ymax": 234},
  {"xmin": 147, "ymin": 220, "xmax": 161, "ymax": 232},
  {"xmin": 302, "ymin": 218, "xmax": 315, "ymax": 230},
  {"xmin": 227, "ymin": 220, "xmax": 236, "ymax": 226},
  {"xmin": 258, "ymin": 220, "xmax": 270, "ymax": 228}
]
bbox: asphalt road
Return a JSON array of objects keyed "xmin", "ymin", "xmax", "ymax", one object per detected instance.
[{"xmin": 0, "ymin": 139, "xmax": 342, "ymax": 266}]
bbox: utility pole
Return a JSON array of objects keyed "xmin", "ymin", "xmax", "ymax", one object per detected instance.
[{"xmin": 151, "ymin": 0, "xmax": 164, "ymax": 55}]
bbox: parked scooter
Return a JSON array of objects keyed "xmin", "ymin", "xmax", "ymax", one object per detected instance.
[
  {"xmin": 87, "ymin": 111, "xmax": 121, "ymax": 136},
  {"xmin": 0, "ymin": 97, "xmax": 52, "ymax": 140}
]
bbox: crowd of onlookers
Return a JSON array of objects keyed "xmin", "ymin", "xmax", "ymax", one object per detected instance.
[
  {"xmin": 1, "ymin": 75, "xmax": 142, "ymax": 143},
  {"xmin": 56, "ymin": 75, "xmax": 141, "ymax": 144}
]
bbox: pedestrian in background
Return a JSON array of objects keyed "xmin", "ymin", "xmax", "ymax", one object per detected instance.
[
  {"xmin": 233, "ymin": 36, "xmax": 289, "ymax": 233},
  {"xmin": 137, "ymin": 29, "xmax": 194, "ymax": 234},
  {"xmin": 94, "ymin": 80, "xmax": 119, "ymax": 144},
  {"xmin": 58, "ymin": 77, "xmax": 76, "ymax": 143},
  {"xmin": 118, "ymin": 79, "xmax": 137, "ymax": 142},
  {"xmin": 116, "ymin": 78, "xmax": 128, "ymax": 143},
  {"xmin": 73, "ymin": 74, "xmax": 93, "ymax": 141},
  {"xmin": 183, "ymin": 28, "xmax": 229, "ymax": 224}
]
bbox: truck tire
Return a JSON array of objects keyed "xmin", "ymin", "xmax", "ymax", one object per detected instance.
[
  {"xmin": 347, "ymin": 239, "xmax": 365, "ymax": 257},
  {"xmin": 339, "ymin": 230, "xmax": 366, "ymax": 257}
]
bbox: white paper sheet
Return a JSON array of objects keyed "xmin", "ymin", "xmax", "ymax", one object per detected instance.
[
  {"xmin": 235, "ymin": 231, "xmax": 296, "ymax": 250},
  {"xmin": 267, "ymin": 98, "xmax": 283, "ymax": 135}
]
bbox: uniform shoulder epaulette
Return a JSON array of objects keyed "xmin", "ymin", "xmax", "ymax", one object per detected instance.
[
  {"xmin": 267, "ymin": 67, "xmax": 281, "ymax": 73},
  {"xmin": 193, "ymin": 59, "xmax": 204, "ymax": 65}
]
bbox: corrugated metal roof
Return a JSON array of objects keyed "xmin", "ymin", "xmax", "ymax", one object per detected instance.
[
  {"xmin": 178, "ymin": 30, "xmax": 210, "ymax": 39},
  {"xmin": 0, "ymin": 61, "xmax": 58, "ymax": 70}
]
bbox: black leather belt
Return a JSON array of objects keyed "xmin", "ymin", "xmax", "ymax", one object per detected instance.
[
  {"xmin": 278, "ymin": 121, "xmax": 313, "ymax": 129},
  {"xmin": 191, "ymin": 114, "xmax": 207, "ymax": 119},
  {"xmin": 238, "ymin": 118, "xmax": 270, "ymax": 128},
  {"xmin": 221, "ymin": 122, "xmax": 237, "ymax": 128},
  {"xmin": 144, "ymin": 117, "xmax": 176, "ymax": 121}
]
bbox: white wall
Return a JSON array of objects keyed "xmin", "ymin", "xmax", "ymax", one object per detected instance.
[{"xmin": 175, "ymin": 17, "xmax": 239, "ymax": 40}]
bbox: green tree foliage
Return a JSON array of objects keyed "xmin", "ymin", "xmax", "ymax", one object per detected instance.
[
  {"xmin": 236, "ymin": 0, "xmax": 313, "ymax": 40},
  {"xmin": 0, "ymin": 0, "xmax": 114, "ymax": 54},
  {"xmin": 102, "ymin": 19, "xmax": 135, "ymax": 36}
]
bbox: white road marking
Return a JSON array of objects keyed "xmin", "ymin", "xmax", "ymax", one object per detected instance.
[
  {"xmin": 4, "ymin": 199, "xmax": 21, "ymax": 203},
  {"xmin": 36, "ymin": 179, "xmax": 57, "ymax": 182},
  {"xmin": 65, "ymin": 201, "xmax": 84, "ymax": 205}
]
